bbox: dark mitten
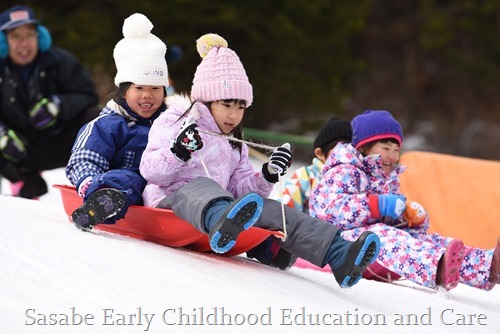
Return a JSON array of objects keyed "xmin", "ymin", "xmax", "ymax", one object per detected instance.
[
  {"xmin": 0, "ymin": 123, "xmax": 27, "ymax": 163},
  {"xmin": 170, "ymin": 119, "xmax": 203, "ymax": 162},
  {"xmin": 29, "ymin": 97, "xmax": 60, "ymax": 130},
  {"xmin": 262, "ymin": 143, "xmax": 292, "ymax": 183}
]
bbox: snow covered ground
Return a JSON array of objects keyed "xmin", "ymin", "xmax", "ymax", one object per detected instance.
[{"xmin": 1, "ymin": 168, "xmax": 499, "ymax": 334}]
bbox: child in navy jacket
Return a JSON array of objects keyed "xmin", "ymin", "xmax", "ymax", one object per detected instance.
[{"xmin": 65, "ymin": 13, "xmax": 168, "ymax": 230}]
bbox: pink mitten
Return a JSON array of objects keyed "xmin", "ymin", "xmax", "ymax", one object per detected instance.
[{"xmin": 77, "ymin": 176, "xmax": 93, "ymax": 198}]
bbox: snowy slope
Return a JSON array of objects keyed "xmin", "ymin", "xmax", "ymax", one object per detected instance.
[{"xmin": 1, "ymin": 169, "xmax": 499, "ymax": 334}]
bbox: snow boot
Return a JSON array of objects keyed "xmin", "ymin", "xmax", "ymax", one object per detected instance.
[
  {"xmin": 436, "ymin": 239, "xmax": 465, "ymax": 290},
  {"xmin": 270, "ymin": 243, "xmax": 298, "ymax": 271},
  {"xmin": 18, "ymin": 172, "xmax": 47, "ymax": 199},
  {"xmin": 209, "ymin": 193, "xmax": 263, "ymax": 254},
  {"xmin": 489, "ymin": 237, "xmax": 500, "ymax": 285},
  {"xmin": 247, "ymin": 236, "xmax": 297, "ymax": 270},
  {"xmin": 72, "ymin": 188, "xmax": 125, "ymax": 231},
  {"xmin": 330, "ymin": 231, "xmax": 381, "ymax": 288}
]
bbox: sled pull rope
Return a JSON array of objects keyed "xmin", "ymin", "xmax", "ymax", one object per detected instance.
[
  {"xmin": 197, "ymin": 129, "xmax": 288, "ymax": 241},
  {"xmin": 198, "ymin": 129, "xmax": 276, "ymax": 151},
  {"xmin": 276, "ymin": 172, "xmax": 288, "ymax": 241},
  {"xmin": 198, "ymin": 152, "xmax": 212, "ymax": 179}
]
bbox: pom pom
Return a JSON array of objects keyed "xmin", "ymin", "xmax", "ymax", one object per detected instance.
[
  {"xmin": 122, "ymin": 13, "xmax": 153, "ymax": 38},
  {"xmin": 196, "ymin": 33, "xmax": 228, "ymax": 59}
]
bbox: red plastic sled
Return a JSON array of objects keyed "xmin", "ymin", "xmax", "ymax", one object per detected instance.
[
  {"xmin": 53, "ymin": 184, "xmax": 284, "ymax": 256},
  {"xmin": 294, "ymin": 252, "xmax": 402, "ymax": 282}
]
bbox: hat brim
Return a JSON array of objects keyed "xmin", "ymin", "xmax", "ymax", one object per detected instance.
[
  {"xmin": 1, "ymin": 19, "xmax": 38, "ymax": 31},
  {"xmin": 354, "ymin": 134, "xmax": 402, "ymax": 149}
]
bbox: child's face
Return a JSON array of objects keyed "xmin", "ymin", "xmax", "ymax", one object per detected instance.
[
  {"xmin": 314, "ymin": 147, "xmax": 335, "ymax": 164},
  {"xmin": 366, "ymin": 141, "xmax": 400, "ymax": 174},
  {"xmin": 210, "ymin": 100, "xmax": 246, "ymax": 134},
  {"xmin": 124, "ymin": 84, "xmax": 164, "ymax": 118}
]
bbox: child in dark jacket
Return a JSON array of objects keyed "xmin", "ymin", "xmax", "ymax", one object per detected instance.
[
  {"xmin": 246, "ymin": 116, "xmax": 353, "ymax": 270},
  {"xmin": 140, "ymin": 33, "xmax": 381, "ymax": 289},
  {"xmin": 65, "ymin": 13, "xmax": 168, "ymax": 230}
]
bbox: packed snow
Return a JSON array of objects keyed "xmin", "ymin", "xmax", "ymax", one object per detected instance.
[{"xmin": 1, "ymin": 168, "xmax": 499, "ymax": 334}]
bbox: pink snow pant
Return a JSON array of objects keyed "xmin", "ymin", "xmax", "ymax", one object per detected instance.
[{"xmin": 340, "ymin": 223, "xmax": 494, "ymax": 290}]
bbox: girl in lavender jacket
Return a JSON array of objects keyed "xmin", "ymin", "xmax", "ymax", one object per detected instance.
[
  {"xmin": 140, "ymin": 33, "xmax": 382, "ymax": 289},
  {"xmin": 310, "ymin": 109, "xmax": 500, "ymax": 291}
]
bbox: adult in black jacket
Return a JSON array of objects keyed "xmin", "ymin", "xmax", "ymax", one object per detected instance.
[{"xmin": 0, "ymin": 5, "xmax": 99, "ymax": 198}]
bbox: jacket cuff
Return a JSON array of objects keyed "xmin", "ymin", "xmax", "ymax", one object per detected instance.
[
  {"xmin": 261, "ymin": 162, "xmax": 278, "ymax": 183},
  {"xmin": 77, "ymin": 176, "xmax": 93, "ymax": 198},
  {"xmin": 170, "ymin": 142, "xmax": 191, "ymax": 162},
  {"xmin": 368, "ymin": 194, "xmax": 381, "ymax": 218}
]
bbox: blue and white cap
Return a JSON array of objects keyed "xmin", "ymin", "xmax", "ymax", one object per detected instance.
[{"xmin": 0, "ymin": 6, "xmax": 39, "ymax": 31}]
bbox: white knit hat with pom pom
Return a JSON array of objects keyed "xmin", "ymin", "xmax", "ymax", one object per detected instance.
[
  {"xmin": 113, "ymin": 13, "xmax": 169, "ymax": 87},
  {"xmin": 191, "ymin": 33, "xmax": 253, "ymax": 106}
]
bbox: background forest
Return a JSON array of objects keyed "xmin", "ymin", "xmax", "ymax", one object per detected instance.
[{"xmin": 3, "ymin": 0, "xmax": 500, "ymax": 160}]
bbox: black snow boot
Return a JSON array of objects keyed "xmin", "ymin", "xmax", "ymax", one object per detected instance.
[
  {"xmin": 72, "ymin": 189, "xmax": 126, "ymax": 231},
  {"xmin": 208, "ymin": 192, "xmax": 263, "ymax": 254},
  {"xmin": 328, "ymin": 231, "xmax": 381, "ymax": 288}
]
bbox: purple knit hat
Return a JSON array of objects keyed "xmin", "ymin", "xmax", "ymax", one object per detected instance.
[
  {"xmin": 191, "ymin": 33, "xmax": 253, "ymax": 106},
  {"xmin": 351, "ymin": 110, "xmax": 403, "ymax": 149}
]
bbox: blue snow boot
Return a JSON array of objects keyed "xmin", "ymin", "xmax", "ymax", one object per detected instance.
[
  {"xmin": 327, "ymin": 231, "xmax": 381, "ymax": 288},
  {"xmin": 246, "ymin": 236, "xmax": 297, "ymax": 270},
  {"xmin": 72, "ymin": 188, "xmax": 126, "ymax": 232},
  {"xmin": 208, "ymin": 193, "xmax": 263, "ymax": 254}
]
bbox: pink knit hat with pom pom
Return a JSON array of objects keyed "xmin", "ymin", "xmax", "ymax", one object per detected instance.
[{"xmin": 191, "ymin": 33, "xmax": 253, "ymax": 106}]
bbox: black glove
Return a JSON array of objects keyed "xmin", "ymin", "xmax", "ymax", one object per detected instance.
[
  {"xmin": 0, "ymin": 122, "xmax": 27, "ymax": 163},
  {"xmin": 29, "ymin": 97, "xmax": 60, "ymax": 130},
  {"xmin": 170, "ymin": 118, "xmax": 203, "ymax": 162},
  {"xmin": 262, "ymin": 143, "xmax": 292, "ymax": 183}
]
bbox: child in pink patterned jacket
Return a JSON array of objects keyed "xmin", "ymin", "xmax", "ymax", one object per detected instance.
[{"xmin": 310, "ymin": 109, "xmax": 500, "ymax": 291}]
